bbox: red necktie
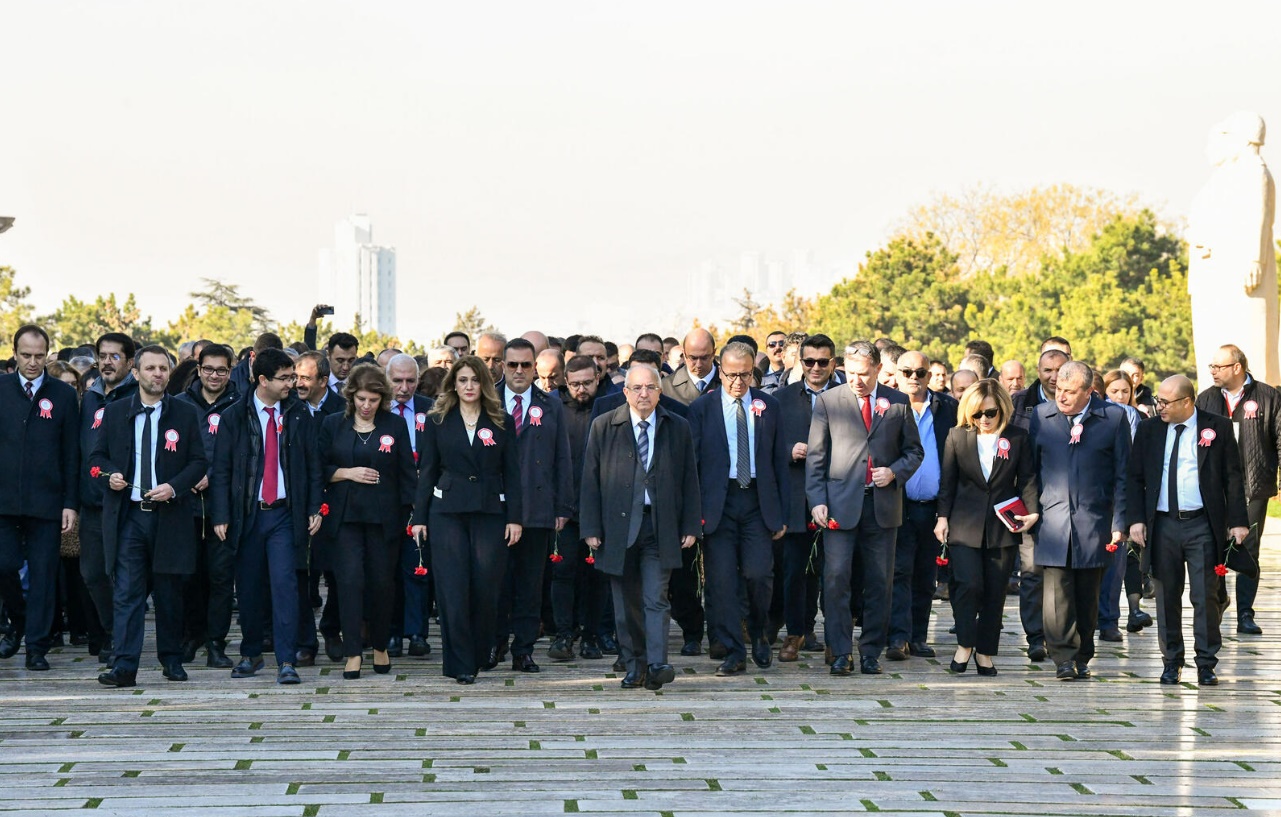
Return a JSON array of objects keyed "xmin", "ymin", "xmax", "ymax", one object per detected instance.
[
  {"xmin": 397, "ymin": 403, "xmax": 407, "ymax": 418},
  {"xmin": 861, "ymin": 396, "xmax": 874, "ymax": 486},
  {"xmin": 262, "ymin": 407, "xmax": 279, "ymax": 504},
  {"xmin": 512, "ymin": 394, "xmax": 524, "ymax": 435}
]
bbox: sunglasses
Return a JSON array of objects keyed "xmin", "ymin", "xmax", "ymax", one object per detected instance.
[
  {"xmin": 766, "ymin": 340, "xmax": 786, "ymax": 348},
  {"xmin": 801, "ymin": 358, "xmax": 832, "ymax": 368},
  {"xmin": 506, "ymin": 361, "xmax": 534, "ymax": 370},
  {"xmin": 898, "ymin": 367, "xmax": 929, "ymax": 380},
  {"xmin": 971, "ymin": 408, "xmax": 1000, "ymax": 420}
]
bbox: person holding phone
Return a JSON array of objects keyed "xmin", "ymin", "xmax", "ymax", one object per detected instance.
[{"xmin": 935, "ymin": 379, "xmax": 1039, "ymax": 676}]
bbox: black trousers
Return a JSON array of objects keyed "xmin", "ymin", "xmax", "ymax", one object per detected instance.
[
  {"xmin": 1018, "ymin": 535, "xmax": 1044, "ymax": 647},
  {"xmin": 0, "ymin": 514, "xmax": 60, "ymax": 655},
  {"xmin": 332, "ymin": 522, "xmax": 399, "ymax": 659},
  {"xmin": 1043, "ymin": 555, "xmax": 1105, "ymax": 667},
  {"xmin": 1222, "ymin": 497, "xmax": 1268, "ymax": 619},
  {"xmin": 705, "ymin": 483, "xmax": 774, "ymax": 664},
  {"xmin": 78, "ymin": 506, "xmax": 114, "ymax": 642},
  {"xmin": 668, "ymin": 545, "xmax": 705, "ymax": 644},
  {"xmin": 431, "ymin": 510, "xmax": 507, "ymax": 678},
  {"xmin": 184, "ymin": 517, "xmax": 236, "ymax": 647},
  {"xmin": 949, "ymin": 543, "xmax": 1016, "ymax": 655},
  {"xmin": 1153, "ymin": 514, "xmax": 1222, "ymax": 669},
  {"xmin": 550, "ymin": 521, "xmax": 606, "ymax": 639},
  {"xmin": 778, "ymin": 531, "xmax": 820, "ymax": 637},
  {"xmin": 496, "ymin": 526, "xmax": 551, "ymax": 657},
  {"xmin": 112, "ymin": 505, "xmax": 184, "ymax": 673},
  {"xmin": 890, "ymin": 499, "xmax": 939, "ymax": 645}
]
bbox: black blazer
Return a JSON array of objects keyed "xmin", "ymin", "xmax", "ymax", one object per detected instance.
[
  {"xmin": 920, "ymin": 390, "xmax": 960, "ymax": 465},
  {"xmin": 937, "ymin": 425, "xmax": 1039, "ymax": 550},
  {"xmin": 1010, "ymin": 385, "xmax": 1049, "ymax": 431},
  {"xmin": 1126, "ymin": 411, "xmax": 1248, "ymax": 571},
  {"xmin": 687, "ymin": 387, "xmax": 790, "ymax": 535},
  {"xmin": 0, "ymin": 374, "xmax": 80, "ymax": 520},
  {"xmin": 501, "ymin": 385, "xmax": 574, "ymax": 528},
  {"xmin": 209, "ymin": 394, "xmax": 324, "ymax": 570},
  {"xmin": 317, "ymin": 410, "xmax": 417, "ymax": 543},
  {"xmin": 413, "ymin": 406, "xmax": 522, "ymax": 523},
  {"xmin": 89, "ymin": 395, "xmax": 206, "ymax": 574}
]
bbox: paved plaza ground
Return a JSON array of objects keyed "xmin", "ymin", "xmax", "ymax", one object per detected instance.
[{"xmin": 0, "ymin": 540, "xmax": 1278, "ymax": 816}]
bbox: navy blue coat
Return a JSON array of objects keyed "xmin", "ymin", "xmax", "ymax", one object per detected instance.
[
  {"xmin": 687, "ymin": 387, "xmax": 790, "ymax": 535},
  {"xmin": 1028, "ymin": 396, "xmax": 1131, "ymax": 569},
  {"xmin": 501, "ymin": 385, "xmax": 574, "ymax": 528},
  {"xmin": 0, "ymin": 374, "xmax": 80, "ymax": 520},
  {"xmin": 175, "ymin": 379, "xmax": 240, "ymax": 519}
]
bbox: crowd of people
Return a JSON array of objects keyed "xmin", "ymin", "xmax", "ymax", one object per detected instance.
[{"xmin": 0, "ymin": 307, "xmax": 1273, "ymax": 690}]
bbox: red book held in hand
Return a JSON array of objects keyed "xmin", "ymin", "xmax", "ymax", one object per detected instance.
[{"xmin": 994, "ymin": 497, "xmax": 1029, "ymax": 533}]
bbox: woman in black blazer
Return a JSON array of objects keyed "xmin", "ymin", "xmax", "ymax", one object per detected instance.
[
  {"xmin": 935, "ymin": 379, "xmax": 1039, "ymax": 676},
  {"xmin": 318, "ymin": 363, "xmax": 417, "ymax": 679},
  {"xmin": 411, "ymin": 355, "xmax": 522, "ymax": 685}
]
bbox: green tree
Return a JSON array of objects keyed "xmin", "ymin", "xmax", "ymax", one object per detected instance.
[
  {"xmin": 0, "ymin": 266, "xmax": 35, "ymax": 348},
  {"xmin": 190, "ymin": 278, "xmax": 272, "ymax": 334},
  {"xmin": 446, "ymin": 306, "xmax": 495, "ymax": 346},
  {"xmin": 166, "ymin": 303, "xmax": 262, "ymax": 352},
  {"xmin": 39, "ymin": 293, "xmax": 176, "ymax": 350}
]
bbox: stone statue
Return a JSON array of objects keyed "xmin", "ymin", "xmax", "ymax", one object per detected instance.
[{"xmin": 1189, "ymin": 111, "xmax": 1278, "ymax": 386}]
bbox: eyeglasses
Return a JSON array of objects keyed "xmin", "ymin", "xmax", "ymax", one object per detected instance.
[
  {"xmin": 899, "ymin": 367, "xmax": 929, "ymax": 380},
  {"xmin": 98, "ymin": 353, "xmax": 123, "ymax": 363},
  {"xmin": 270, "ymin": 374, "xmax": 298, "ymax": 384},
  {"xmin": 199, "ymin": 366, "xmax": 230, "ymax": 377},
  {"xmin": 722, "ymin": 371, "xmax": 753, "ymax": 382},
  {"xmin": 766, "ymin": 340, "xmax": 785, "ymax": 349},
  {"xmin": 1207, "ymin": 363, "xmax": 1239, "ymax": 372},
  {"xmin": 506, "ymin": 361, "xmax": 534, "ymax": 370},
  {"xmin": 971, "ymin": 408, "xmax": 1000, "ymax": 420},
  {"xmin": 1154, "ymin": 396, "xmax": 1190, "ymax": 409},
  {"xmin": 801, "ymin": 358, "xmax": 832, "ymax": 368},
  {"xmin": 625, "ymin": 385, "xmax": 658, "ymax": 394},
  {"xmin": 566, "ymin": 381, "xmax": 595, "ymax": 390}
]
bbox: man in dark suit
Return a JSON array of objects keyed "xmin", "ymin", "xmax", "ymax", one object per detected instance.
[
  {"xmin": 773, "ymin": 334, "xmax": 839, "ymax": 661},
  {"xmin": 807, "ymin": 340, "xmax": 924, "ymax": 676},
  {"xmin": 0, "ymin": 325, "xmax": 80, "ymax": 670},
  {"xmin": 210, "ymin": 349, "xmax": 323, "ymax": 685},
  {"xmin": 688, "ymin": 342, "xmax": 790, "ymax": 675},
  {"xmin": 497, "ymin": 338, "xmax": 573, "ymax": 672},
  {"xmin": 1029, "ymin": 361, "xmax": 1131, "ymax": 681},
  {"xmin": 581, "ymin": 364, "xmax": 701, "ymax": 690},
  {"xmin": 1011, "ymin": 347, "xmax": 1069, "ymax": 660},
  {"xmin": 1129, "ymin": 375, "xmax": 1249, "ymax": 685},
  {"xmin": 385, "ymin": 354, "xmax": 435, "ymax": 658},
  {"xmin": 92, "ymin": 346, "xmax": 207, "ymax": 686},
  {"xmin": 887, "ymin": 350, "xmax": 958, "ymax": 661},
  {"xmin": 1195, "ymin": 343, "xmax": 1281, "ymax": 635}
]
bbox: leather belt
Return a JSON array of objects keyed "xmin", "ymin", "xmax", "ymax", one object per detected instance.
[
  {"xmin": 259, "ymin": 499, "xmax": 287, "ymax": 511},
  {"xmin": 1157, "ymin": 508, "xmax": 1205, "ymax": 521},
  {"xmin": 729, "ymin": 479, "xmax": 756, "ymax": 489},
  {"xmin": 130, "ymin": 500, "xmax": 157, "ymax": 513},
  {"xmin": 906, "ymin": 498, "xmax": 937, "ymax": 505}
]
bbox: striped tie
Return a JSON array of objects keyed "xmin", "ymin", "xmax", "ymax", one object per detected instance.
[
  {"xmin": 637, "ymin": 419, "xmax": 650, "ymax": 470},
  {"xmin": 736, "ymin": 398, "xmax": 751, "ymax": 488}
]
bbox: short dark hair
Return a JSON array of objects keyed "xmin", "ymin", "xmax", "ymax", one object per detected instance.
[
  {"xmin": 604, "ymin": 341, "xmax": 618, "ymax": 356},
  {"xmin": 845, "ymin": 340, "xmax": 880, "ymax": 365},
  {"xmin": 296, "ymin": 350, "xmax": 330, "ymax": 379},
  {"xmin": 964, "ymin": 339, "xmax": 995, "ymax": 363},
  {"xmin": 726, "ymin": 334, "xmax": 758, "ymax": 355},
  {"xmin": 253, "ymin": 332, "xmax": 284, "ymax": 354},
  {"xmin": 198, "ymin": 344, "xmax": 234, "ymax": 367},
  {"xmin": 801, "ymin": 333, "xmax": 836, "ymax": 355},
  {"xmin": 252, "ymin": 348, "xmax": 294, "ymax": 384},
  {"xmin": 443, "ymin": 331, "xmax": 470, "ymax": 347},
  {"xmin": 12, "ymin": 324, "xmax": 50, "ymax": 352},
  {"xmin": 566, "ymin": 355, "xmax": 598, "ymax": 376},
  {"xmin": 504, "ymin": 338, "xmax": 537, "ymax": 357},
  {"xmin": 327, "ymin": 332, "xmax": 359, "ymax": 353},
  {"xmin": 627, "ymin": 349, "xmax": 663, "ymax": 367},
  {"xmin": 578, "ymin": 334, "xmax": 606, "ymax": 349},
  {"xmin": 563, "ymin": 334, "xmax": 582, "ymax": 354},
  {"xmin": 95, "ymin": 331, "xmax": 135, "ymax": 360},
  {"xmin": 1041, "ymin": 336, "xmax": 1072, "ymax": 352},
  {"xmin": 635, "ymin": 332, "xmax": 663, "ymax": 348},
  {"xmin": 134, "ymin": 345, "xmax": 171, "ymax": 365}
]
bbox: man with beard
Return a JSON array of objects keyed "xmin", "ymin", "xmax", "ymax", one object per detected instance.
[{"xmin": 326, "ymin": 333, "xmax": 359, "ymax": 392}]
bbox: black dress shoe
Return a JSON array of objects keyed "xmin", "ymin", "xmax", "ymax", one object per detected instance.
[
  {"xmin": 1159, "ymin": 660, "xmax": 1182, "ymax": 685},
  {"xmin": 1055, "ymin": 661, "xmax": 1076, "ymax": 680},
  {"xmin": 0, "ymin": 633, "xmax": 20, "ymax": 659},
  {"xmin": 860, "ymin": 655, "xmax": 883, "ymax": 675},
  {"xmin": 751, "ymin": 638, "xmax": 772, "ymax": 668},
  {"xmin": 802, "ymin": 633, "xmax": 823, "ymax": 652},
  {"xmin": 1127, "ymin": 611, "xmax": 1153, "ymax": 632},
  {"xmin": 180, "ymin": 639, "xmax": 200, "ymax": 663},
  {"xmin": 513, "ymin": 654, "xmax": 540, "ymax": 673},
  {"xmin": 579, "ymin": 637, "xmax": 603, "ymax": 660},
  {"xmin": 599, "ymin": 633, "xmax": 619, "ymax": 655},
  {"xmin": 295, "ymin": 650, "xmax": 316, "ymax": 667},
  {"xmin": 386, "ymin": 638, "xmax": 403, "ymax": 658},
  {"xmin": 829, "ymin": 654, "xmax": 854, "ymax": 676},
  {"xmin": 885, "ymin": 643, "xmax": 909, "ymax": 661},
  {"xmin": 99, "ymin": 640, "xmax": 114, "ymax": 665},
  {"xmin": 708, "ymin": 641, "xmax": 728, "ymax": 660},
  {"xmin": 1028, "ymin": 643, "xmax": 1048, "ymax": 662},
  {"xmin": 611, "ymin": 657, "xmax": 626, "ymax": 673},
  {"xmin": 715, "ymin": 659, "xmax": 746, "ymax": 677},
  {"xmin": 163, "ymin": 661, "xmax": 188, "ymax": 682},
  {"xmin": 494, "ymin": 636, "xmax": 510, "ymax": 665},
  {"xmin": 548, "ymin": 636, "xmax": 574, "ymax": 661},
  {"xmin": 277, "ymin": 664, "xmax": 301, "ymax": 685},
  {"xmin": 98, "ymin": 667, "xmax": 136, "ymax": 687},
  {"xmin": 231, "ymin": 656, "xmax": 265, "ymax": 678},
  {"xmin": 207, "ymin": 643, "xmax": 233, "ymax": 669},
  {"xmin": 456, "ymin": 674, "xmax": 476, "ymax": 685},
  {"xmin": 908, "ymin": 642, "xmax": 935, "ymax": 658},
  {"xmin": 323, "ymin": 636, "xmax": 344, "ymax": 662},
  {"xmin": 644, "ymin": 663, "xmax": 676, "ymax": 690},
  {"xmin": 1074, "ymin": 661, "xmax": 1091, "ymax": 680},
  {"xmin": 1099, "ymin": 628, "xmax": 1123, "ymax": 643},
  {"xmin": 1197, "ymin": 666, "xmax": 1219, "ymax": 686},
  {"xmin": 408, "ymin": 636, "xmax": 430, "ymax": 656},
  {"xmin": 620, "ymin": 670, "xmax": 646, "ymax": 689},
  {"xmin": 680, "ymin": 639, "xmax": 702, "ymax": 657},
  {"xmin": 482, "ymin": 647, "xmax": 499, "ymax": 671},
  {"xmin": 1238, "ymin": 613, "xmax": 1263, "ymax": 635},
  {"xmin": 25, "ymin": 653, "xmax": 49, "ymax": 671},
  {"xmin": 70, "ymin": 632, "xmax": 89, "ymax": 647}
]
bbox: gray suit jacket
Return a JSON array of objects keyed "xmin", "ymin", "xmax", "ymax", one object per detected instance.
[{"xmin": 805, "ymin": 386, "xmax": 924, "ymax": 529}]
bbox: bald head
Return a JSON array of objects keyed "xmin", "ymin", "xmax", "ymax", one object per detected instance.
[
  {"xmin": 1162, "ymin": 375, "xmax": 1195, "ymax": 401},
  {"xmin": 520, "ymin": 331, "xmax": 549, "ymax": 356},
  {"xmin": 682, "ymin": 328, "xmax": 716, "ymax": 379},
  {"xmin": 1156, "ymin": 375, "xmax": 1197, "ymax": 423}
]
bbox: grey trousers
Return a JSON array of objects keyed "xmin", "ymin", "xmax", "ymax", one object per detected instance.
[{"xmin": 610, "ymin": 514, "xmax": 672, "ymax": 676}]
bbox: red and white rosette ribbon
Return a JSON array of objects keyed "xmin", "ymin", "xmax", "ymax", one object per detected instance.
[
  {"xmin": 874, "ymin": 397, "xmax": 890, "ymax": 416},
  {"xmin": 164, "ymin": 429, "xmax": 179, "ymax": 452},
  {"xmin": 1068, "ymin": 422, "xmax": 1083, "ymax": 445},
  {"xmin": 92, "ymin": 408, "xmax": 104, "ymax": 429},
  {"xmin": 207, "ymin": 413, "xmax": 221, "ymax": 435},
  {"xmin": 751, "ymin": 398, "xmax": 766, "ymax": 417},
  {"xmin": 996, "ymin": 437, "xmax": 1011, "ymax": 460},
  {"xmin": 1198, "ymin": 428, "xmax": 1216, "ymax": 448},
  {"xmin": 275, "ymin": 415, "xmax": 284, "ymax": 433},
  {"xmin": 378, "ymin": 434, "xmax": 394, "ymax": 453},
  {"xmin": 415, "ymin": 412, "xmax": 426, "ymax": 432},
  {"xmin": 38, "ymin": 398, "xmax": 53, "ymax": 419},
  {"xmin": 478, "ymin": 428, "xmax": 496, "ymax": 447},
  {"xmin": 528, "ymin": 406, "xmax": 543, "ymax": 427},
  {"xmin": 1244, "ymin": 400, "xmax": 1259, "ymax": 419}
]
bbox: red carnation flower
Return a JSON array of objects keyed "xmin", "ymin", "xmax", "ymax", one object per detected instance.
[
  {"xmin": 1214, "ymin": 563, "xmax": 1229, "ymax": 577},
  {"xmin": 549, "ymin": 553, "xmax": 563, "ymax": 563},
  {"xmin": 319, "ymin": 503, "xmax": 329, "ymax": 516},
  {"xmin": 585, "ymin": 555, "xmax": 595, "ymax": 565},
  {"xmin": 827, "ymin": 519, "xmax": 840, "ymax": 530},
  {"xmin": 406, "ymin": 525, "xmax": 414, "ymax": 538},
  {"xmin": 1105, "ymin": 542, "xmax": 1119, "ymax": 553},
  {"xmin": 89, "ymin": 466, "xmax": 102, "ymax": 478},
  {"xmin": 413, "ymin": 565, "xmax": 428, "ymax": 576},
  {"xmin": 807, "ymin": 522, "xmax": 818, "ymax": 532},
  {"xmin": 936, "ymin": 556, "xmax": 949, "ymax": 567}
]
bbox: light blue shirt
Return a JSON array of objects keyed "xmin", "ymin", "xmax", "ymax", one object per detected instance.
[
  {"xmin": 394, "ymin": 399, "xmax": 418, "ymax": 454},
  {"xmin": 630, "ymin": 408, "xmax": 656, "ymax": 505},
  {"xmin": 1157, "ymin": 410, "xmax": 1203, "ymax": 513},
  {"xmin": 19, "ymin": 372, "xmax": 44, "ymax": 395},
  {"xmin": 252, "ymin": 393, "xmax": 288, "ymax": 502},
  {"xmin": 131, "ymin": 400, "xmax": 163, "ymax": 501},
  {"xmin": 721, "ymin": 389, "xmax": 757, "ymax": 480},
  {"xmin": 905, "ymin": 401, "xmax": 940, "ymax": 501}
]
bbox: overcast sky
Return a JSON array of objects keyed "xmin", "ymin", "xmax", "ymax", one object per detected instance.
[{"xmin": 2, "ymin": 1, "xmax": 1280, "ymax": 343}]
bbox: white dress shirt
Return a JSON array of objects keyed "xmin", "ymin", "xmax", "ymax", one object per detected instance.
[
  {"xmin": 131, "ymin": 400, "xmax": 163, "ymax": 501},
  {"xmin": 252, "ymin": 393, "xmax": 288, "ymax": 502},
  {"xmin": 19, "ymin": 372, "xmax": 44, "ymax": 396},
  {"xmin": 721, "ymin": 389, "xmax": 756, "ymax": 480},
  {"xmin": 976, "ymin": 432, "xmax": 998, "ymax": 481},
  {"xmin": 504, "ymin": 385, "xmax": 532, "ymax": 422},
  {"xmin": 1156, "ymin": 410, "xmax": 1203, "ymax": 513}
]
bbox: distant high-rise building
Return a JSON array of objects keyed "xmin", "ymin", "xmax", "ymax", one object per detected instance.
[{"xmin": 318, "ymin": 213, "xmax": 397, "ymax": 336}]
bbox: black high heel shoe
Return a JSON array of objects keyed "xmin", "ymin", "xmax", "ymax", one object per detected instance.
[
  {"xmin": 343, "ymin": 658, "xmax": 362, "ymax": 680},
  {"xmin": 372, "ymin": 650, "xmax": 391, "ymax": 675},
  {"xmin": 950, "ymin": 649, "xmax": 972, "ymax": 673},
  {"xmin": 975, "ymin": 655, "xmax": 997, "ymax": 676}
]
